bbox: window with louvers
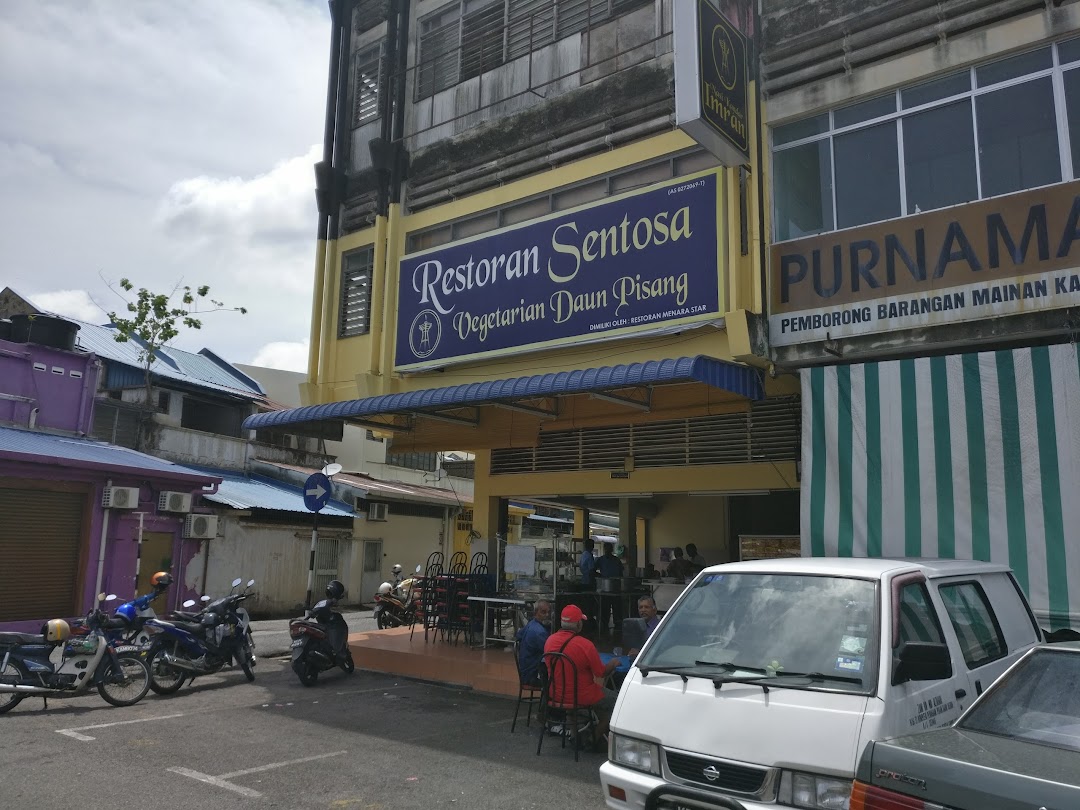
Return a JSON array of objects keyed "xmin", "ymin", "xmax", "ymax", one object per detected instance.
[
  {"xmin": 353, "ymin": 43, "xmax": 382, "ymax": 127},
  {"xmin": 417, "ymin": 6, "xmax": 460, "ymax": 99},
  {"xmin": 416, "ymin": 0, "xmax": 652, "ymax": 99},
  {"xmin": 461, "ymin": 3, "xmax": 506, "ymax": 80},
  {"xmin": 507, "ymin": 0, "xmax": 555, "ymax": 59},
  {"xmin": 339, "ymin": 248, "xmax": 374, "ymax": 338}
]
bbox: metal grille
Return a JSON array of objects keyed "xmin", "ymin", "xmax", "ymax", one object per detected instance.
[
  {"xmin": 314, "ymin": 536, "xmax": 341, "ymax": 599},
  {"xmin": 461, "ymin": 2, "xmax": 506, "ymax": 80},
  {"xmin": 490, "ymin": 398, "xmax": 800, "ymax": 474},
  {"xmin": 353, "ymin": 43, "xmax": 383, "ymax": 126},
  {"xmin": 339, "ymin": 248, "xmax": 374, "ymax": 337},
  {"xmin": 507, "ymin": 0, "xmax": 555, "ymax": 59},
  {"xmin": 664, "ymin": 751, "xmax": 767, "ymax": 794},
  {"xmin": 415, "ymin": 0, "xmax": 653, "ymax": 99},
  {"xmin": 90, "ymin": 401, "xmax": 141, "ymax": 449},
  {"xmin": 416, "ymin": 5, "xmax": 460, "ymax": 99}
]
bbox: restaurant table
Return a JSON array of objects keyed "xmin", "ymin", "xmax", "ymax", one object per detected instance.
[
  {"xmin": 599, "ymin": 652, "xmax": 632, "ymax": 688},
  {"xmin": 466, "ymin": 595, "xmax": 526, "ymax": 648}
]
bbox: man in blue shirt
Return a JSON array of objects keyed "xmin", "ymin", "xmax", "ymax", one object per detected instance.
[
  {"xmin": 515, "ymin": 600, "xmax": 551, "ymax": 686},
  {"xmin": 595, "ymin": 543, "xmax": 625, "ymax": 634},
  {"xmin": 579, "ymin": 539, "xmax": 596, "ymax": 586}
]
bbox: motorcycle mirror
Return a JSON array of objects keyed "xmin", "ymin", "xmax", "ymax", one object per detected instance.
[
  {"xmin": 183, "ymin": 599, "xmax": 196, "ymax": 608},
  {"xmin": 247, "ymin": 579, "xmax": 255, "ymax": 588},
  {"xmin": 105, "ymin": 594, "xmax": 118, "ymax": 602},
  {"xmin": 415, "ymin": 565, "xmax": 422, "ymax": 573},
  {"xmin": 231, "ymin": 577, "xmax": 242, "ymax": 588},
  {"xmin": 201, "ymin": 595, "xmax": 211, "ymax": 602}
]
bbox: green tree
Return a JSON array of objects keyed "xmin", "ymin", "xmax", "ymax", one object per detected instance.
[{"xmin": 107, "ymin": 279, "xmax": 247, "ymax": 414}]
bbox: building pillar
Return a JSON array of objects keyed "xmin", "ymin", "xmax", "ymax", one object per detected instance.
[{"xmin": 619, "ymin": 498, "xmax": 638, "ymax": 574}]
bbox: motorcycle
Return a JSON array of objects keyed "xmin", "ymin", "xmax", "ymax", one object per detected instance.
[
  {"xmin": 0, "ymin": 595, "xmax": 151, "ymax": 713},
  {"xmin": 71, "ymin": 570, "xmax": 175, "ymax": 647},
  {"xmin": 373, "ymin": 565, "xmax": 422, "ymax": 629},
  {"xmin": 144, "ymin": 577, "xmax": 257, "ymax": 695},
  {"xmin": 289, "ymin": 579, "xmax": 354, "ymax": 686}
]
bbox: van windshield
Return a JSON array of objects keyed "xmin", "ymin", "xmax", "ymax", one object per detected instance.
[{"xmin": 637, "ymin": 573, "xmax": 879, "ymax": 694}]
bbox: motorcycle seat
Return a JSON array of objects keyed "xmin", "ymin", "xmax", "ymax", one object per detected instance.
[
  {"xmin": 170, "ymin": 611, "xmax": 202, "ymax": 621},
  {"xmin": 155, "ymin": 619, "xmax": 206, "ymax": 635},
  {"xmin": 0, "ymin": 632, "xmax": 47, "ymax": 646}
]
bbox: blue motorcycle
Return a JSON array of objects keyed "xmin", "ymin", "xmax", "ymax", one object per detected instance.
[
  {"xmin": 70, "ymin": 571, "xmax": 175, "ymax": 648},
  {"xmin": 144, "ymin": 577, "xmax": 256, "ymax": 695}
]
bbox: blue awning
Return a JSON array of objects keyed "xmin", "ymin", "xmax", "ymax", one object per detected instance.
[{"xmin": 242, "ymin": 355, "xmax": 763, "ymax": 431}]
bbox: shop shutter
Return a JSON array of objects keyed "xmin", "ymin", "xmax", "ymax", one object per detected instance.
[{"xmin": 0, "ymin": 489, "xmax": 85, "ymax": 622}]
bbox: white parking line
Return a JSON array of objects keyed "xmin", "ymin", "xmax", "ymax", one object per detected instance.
[
  {"xmin": 56, "ymin": 712, "xmax": 185, "ymax": 742},
  {"xmin": 168, "ymin": 750, "xmax": 347, "ymax": 799},
  {"xmin": 168, "ymin": 767, "xmax": 263, "ymax": 798}
]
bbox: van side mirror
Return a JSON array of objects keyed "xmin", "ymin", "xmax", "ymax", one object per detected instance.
[{"xmin": 893, "ymin": 641, "xmax": 952, "ymax": 684}]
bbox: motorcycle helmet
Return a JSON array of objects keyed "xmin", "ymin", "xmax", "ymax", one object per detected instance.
[
  {"xmin": 114, "ymin": 601, "xmax": 137, "ymax": 624},
  {"xmin": 43, "ymin": 618, "xmax": 71, "ymax": 643},
  {"xmin": 391, "ymin": 564, "xmax": 402, "ymax": 575},
  {"xmin": 325, "ymin": 579, "xmax": 345, "ymax": 600},
  {"xmin": 151, "ymin": 571, "xmax": 173, "ymax": 589},
  {"xmin": 377, "ymin": 582, "xmax": 392, "ymax": 595}
]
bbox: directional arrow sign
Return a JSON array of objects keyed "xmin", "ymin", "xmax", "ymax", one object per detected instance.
[{"xmin": 303, "ymin": 472, "xmax": 332, "ymax": 513}]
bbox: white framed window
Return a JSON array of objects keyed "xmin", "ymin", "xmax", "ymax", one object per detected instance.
[
  {"xmin": 771, "ymin": 40, "xmax": 1080, "ymax": 242},
  {"xmin": 339, "ymin": 248, "xmax": 374, "ymax": 338},
  {"xmin": 353, "ymin": 42, "xmax": 384, "ymax": 126}
]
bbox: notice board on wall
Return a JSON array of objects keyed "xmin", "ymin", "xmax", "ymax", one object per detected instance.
[{"xmin": 504, "ymin": 544, "xmax": 537, "ymax": 575}]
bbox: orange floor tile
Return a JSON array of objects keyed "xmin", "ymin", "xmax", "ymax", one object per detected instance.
[{"xmin": 347, "ymin": 625, "xmax": 521, "ymax": 697}]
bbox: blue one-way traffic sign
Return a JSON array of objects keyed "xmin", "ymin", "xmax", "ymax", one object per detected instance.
[{"xmin": 303, "ymin": 472, "xmax": 331, "ymax": 512}]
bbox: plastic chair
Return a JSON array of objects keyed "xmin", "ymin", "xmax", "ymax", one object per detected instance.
[
  {"xmin": 536, "ymin": 651, "xmax": 595, "ymax": 761},
  {"xmin": 510, "ymin": 641, "xmax": 545, "ymax": 733}
]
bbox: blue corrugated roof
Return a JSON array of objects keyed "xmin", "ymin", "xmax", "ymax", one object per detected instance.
[
  {"xmin": 199, "ymin": 469, "xmax": 353, "ymax": 517},
  {"xmin": 0, "ymin": 425, "xmax": 219, "ymax": 482},
  {"xmin": 70, "ymin": 319, "xmax": 264, "ymax": 399},
  {"xmin": 242, "ymin": 356, "xmax": 763, "ymax": 431}
]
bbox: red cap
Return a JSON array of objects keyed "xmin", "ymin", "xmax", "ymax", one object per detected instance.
[{"xmin": 561, "ymin": 604, "xmax": 587, "ymax": 622}]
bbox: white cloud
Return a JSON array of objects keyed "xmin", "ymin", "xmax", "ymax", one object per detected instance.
[
  {"xmin": 32, "ymin": 289, "xmax": 104, "ymax": 323},
  {"xmin": 251, "ymin": 340, "xmax": 310, "ymax": 373},
  {"xmin": 0, "ymin": 1, "xmax": 330, "ymax": 365},
  {"xmin": 155, "ymin": 145, "xmax": 320, "ymax": 244}
]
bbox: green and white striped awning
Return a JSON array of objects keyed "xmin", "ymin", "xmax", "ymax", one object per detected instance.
[{"xmin": 802, "ymin": 343, "xmax": 1080, "ymax": 631}]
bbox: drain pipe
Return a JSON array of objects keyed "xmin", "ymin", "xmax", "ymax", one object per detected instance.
[
  {"xmin": 93, "ymin": 479, "xmax": 113, "ymax": 600},
  {"xmin": 312, "ymin": 0, "xmax": 348, "ymax": 387}
]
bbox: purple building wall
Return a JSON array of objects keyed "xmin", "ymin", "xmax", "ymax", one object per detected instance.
[
  {"xmin": 0, "ymin": 336, "xmax": 218, "ymax": 632},
  {"xmin": 0, "ymin": 458, "xmax": 215, "ymax": 633},
  {"xmin": 0, "ymin": 337, "xmax": 100, "ymax": 434}
]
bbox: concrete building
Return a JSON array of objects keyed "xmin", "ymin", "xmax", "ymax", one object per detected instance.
[
  {"xmin": 245, "ymin": 0, "xmax": 800, "ymax": 583},
  {"xmin": 761, "ymin": 0, "xmax": 1080, "ymax": 630}
]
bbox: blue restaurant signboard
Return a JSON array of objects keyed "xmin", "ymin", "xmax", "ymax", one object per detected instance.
[{"xmin": 394, "ymin": 170, "xmax": 723, "ymax": 371}]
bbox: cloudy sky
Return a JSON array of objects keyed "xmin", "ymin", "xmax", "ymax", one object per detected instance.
[{"xmin": 0, "ymin": 1, "xmax": 330, "ymax": 371}]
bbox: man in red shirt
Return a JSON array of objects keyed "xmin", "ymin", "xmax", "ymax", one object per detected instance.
[{"xmin": 543, "ymin": 604, "xmax": 619, "ymax": 746}]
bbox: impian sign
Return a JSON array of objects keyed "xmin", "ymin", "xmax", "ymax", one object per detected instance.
[
  {"xmin": 769, "ymin": 180, "xmax": 1080, "ymax": 347},
  {"xmin": 394, "ymin": 171, "xmax": 724, "ymax": 371}
]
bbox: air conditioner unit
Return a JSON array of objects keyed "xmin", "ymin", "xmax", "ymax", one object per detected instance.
[
  {"xmin": 183, "ymin": 514, "xmax": 218, "ymax": 539},
  {"xmin": 158, "ymin": 491, "xmax": 192, "ymax": 513},
  {"xmin": 367, "ymin": 502, "xmax": 388, "ymax": 521},
  {"xmin": 102, "ymin": 486, "xmax": 140, "ymax": 509}
]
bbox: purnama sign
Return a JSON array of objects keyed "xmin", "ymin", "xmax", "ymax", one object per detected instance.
[
  {"xmin": 395, "ymin": 171, "xmax": 724, "ymax": 371},
  {"xmin": 770, "ymin": 180, "xmax": 1080, "ymax": 347}
]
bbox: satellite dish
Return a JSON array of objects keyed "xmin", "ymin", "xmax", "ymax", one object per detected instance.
[{"xmin": 322, "ymin": 463, "xmax": 343, "ymax": 477}]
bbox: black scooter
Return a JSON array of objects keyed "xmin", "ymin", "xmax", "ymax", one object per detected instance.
[{"xmin": 289, "ymin": 580, "xmax": 354, "ymax": 686}]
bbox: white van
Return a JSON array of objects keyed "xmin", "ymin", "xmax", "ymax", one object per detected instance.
[{"xmin": 599, "ymin": 557, "xmax": 1042, "ymax": 810}]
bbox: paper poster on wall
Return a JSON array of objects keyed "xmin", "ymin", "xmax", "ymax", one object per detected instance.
[{"xmin": 503, "ymin": 544, "xmax": 537, "ymax": 575}]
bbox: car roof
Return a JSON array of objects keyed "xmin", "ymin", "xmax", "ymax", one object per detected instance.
[{"xmin": 702, "ymin": 556, "xmax": 1012, "ymax": 579}]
